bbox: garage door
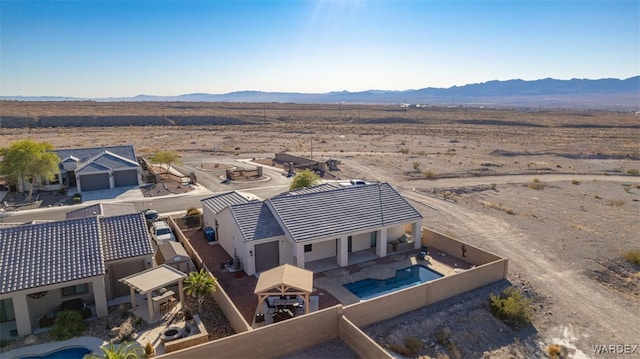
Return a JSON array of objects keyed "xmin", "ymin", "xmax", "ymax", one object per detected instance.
[
  {"xmin": 255, "ymin": 241, "xmax": 279, "ymax": 273},
  {"xmin": 79, "ymin": 173, "xmax": 110, "ymax": 191},
  {"xmin": 114, "ymin": 170, "xmax": 138, "ymax": 187}
]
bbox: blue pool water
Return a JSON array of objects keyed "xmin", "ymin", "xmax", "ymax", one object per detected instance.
[
  {"xmin": 344, "ymin": 265, "xmax": 444, "ymax": 300},
  {"xmin": 20, "ymin": 347, "xmax": 92, "ymax": 359}
]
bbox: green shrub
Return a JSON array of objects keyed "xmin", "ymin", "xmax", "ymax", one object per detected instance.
[
  {"xmin": 0, "ymin": 338, "xmax": 10, "ymax": 349},
  {"xmin": 571, "ymin": 179, "xmax": 580, "ymax": 185},
  {"xmin": 627, "ymin": 168, "xmax": 639, "ymax": 175},
  {"xmin": 49, "ymin": 310, "xmax": 87, "ymax": 340},
  {"xmin": 623, "ymin": 250, "xmax": 640, "ymax": 265},
  {"xmin": 489, "ymin": 287, "xmax": 532, "ymax": 325}
]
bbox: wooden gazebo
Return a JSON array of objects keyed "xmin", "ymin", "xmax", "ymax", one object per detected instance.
[{"xmin": 254, "ymin": 264, "xmax": 313, "ymax": 315}]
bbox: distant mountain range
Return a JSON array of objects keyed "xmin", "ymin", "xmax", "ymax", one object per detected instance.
[{"xmin": 3, "ymin": 76, "xmax": 638, "ymax": 109}]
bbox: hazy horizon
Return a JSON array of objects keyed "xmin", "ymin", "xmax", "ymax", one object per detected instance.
[{"xmin": 1, "ymin": 0, "xmax": 638, "ymax": 98}]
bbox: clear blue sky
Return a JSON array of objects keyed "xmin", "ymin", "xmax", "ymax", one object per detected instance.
[{"xmin": 1, "ymin": 0, "xmax": 638, "ymax": 97}]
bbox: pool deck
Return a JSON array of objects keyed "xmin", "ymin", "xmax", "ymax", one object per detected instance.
[
  {"xmin": 314, "ymin": 248, "xmax": 472, "ymax": 305},
  {"xmin": 2, "ymin": 336, "xmax": 105, "ymax": 359}
]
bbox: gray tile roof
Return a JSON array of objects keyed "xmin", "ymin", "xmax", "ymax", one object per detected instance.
[
  {"xmin": 277, "ymin": 183, "xmax": 340, "ymax": 197},
  {"xmin": 201, "ymin": 192, "xmax": 251, "ymax": 214},
  {"xmin": 0, "ymin": 213, "xmax": 153, "ymax": 295},
  {"xmin": 55, "ymin": 145, "xmax": 137, "ymax": 165},
  {"xmin": 228, "ymin": 202, "xmax": 284, "ymax": 241},
  {"xmin": 76, "ymin": 150, "xmax": 139, "ymax": 173},
  {"xmin": 65, "ymin": 203, "xmax": 138, "ymax": 219},
  {"xmin": 100, "ymin": 213, "xmax": 154, "ymax": 262},
  {"xmin": 0, "ymin": 217, "xmax": 105, "ymax": 294},
  {"xmin": 266, "ymin": 183, "xmax": 422, "ymax": 242}
]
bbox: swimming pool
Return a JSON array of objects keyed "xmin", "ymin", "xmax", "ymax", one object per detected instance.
[
  {"xmin": 344, "ymin": 265, "xmax": 444, "ymax": 300},
  {"xmin": 20, "ymin": 346, "xmax": 92, "ymax": 359}
]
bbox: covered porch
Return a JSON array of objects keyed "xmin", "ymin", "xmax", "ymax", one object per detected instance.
[{"xmin": 119, "ymin": 265, "xmax": 187, "ymax": 323}]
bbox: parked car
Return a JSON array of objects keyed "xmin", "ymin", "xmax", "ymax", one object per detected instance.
[
  {"xmin": 143, "ymin": 209, "xmax": 159, "ymax": 226},
  {"xmin": 150, "ymin": 221, "xmax": 176, "ymax": 244}
]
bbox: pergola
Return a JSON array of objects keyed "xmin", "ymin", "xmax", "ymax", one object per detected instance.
[
  {"xmin": 254, "ymin": 264, "xmax": 313, "ymax": 315},
  {"xmin": 119, "ymin": 264, "xmax": 187, "ymax": 322}
]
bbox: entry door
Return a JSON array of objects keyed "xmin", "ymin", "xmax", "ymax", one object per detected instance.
[{"xmin": 348, "ymin": 236, "xmax": 352, "ymax": 253}]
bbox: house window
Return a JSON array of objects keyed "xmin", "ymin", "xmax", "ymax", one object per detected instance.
[
  {"xmin": 62, "ymin": 284, "xmax": 88, "ymax": 297},
  {"xmin": 304, "ymin": 244, "xmax": 312, "ymax": 253}
]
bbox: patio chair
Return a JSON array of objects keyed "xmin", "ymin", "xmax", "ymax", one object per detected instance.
[{"xmin": 417, "ymin": 245, "xmax": 430, "ymax": 260}]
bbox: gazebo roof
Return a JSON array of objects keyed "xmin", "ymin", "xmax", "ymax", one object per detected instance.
[
  {"xmin": 254, "ymin": 264, "xmax": 313, "ymax": 295},
  {"xmin": 119, "ymin": 264, "xmax": 187, "ymax": 294}
]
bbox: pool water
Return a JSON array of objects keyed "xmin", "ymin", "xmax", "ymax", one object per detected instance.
[
  {"xmin": 344, "ymin": 265, "xmax": 443, "ymax": 300},
  {"xmin": 20, "ymin": 347, "xmax": 92, "ymax": 359}
]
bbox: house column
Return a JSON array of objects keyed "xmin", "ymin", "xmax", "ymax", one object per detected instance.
[
  {"xmin": 109, "ymin": 172, "xmax": 115, "ymax": 189},
  {"xmin": 76, "ymin": 175, "xmax": 82, "ymax": 192},
  {"xmin": 92, "ymin": 277, "xmax": 108, "ymax": 317},
  {"xmin": 337, "ymin": 236, "xmax": 349, "ymax": 267},
  {"xmin": 12, "ymin": 295, "xmax": 31, "ymax": 336},
  {"xmin": 412, "ymin": 220, "xmax": 423, "ymax": 249},
  {"xmin": 376, "ymin": 229, "xmax": 388, "ymax": 258},
  {"xmin": 295, "ymin": 244, "xmax": 305, "ymax": 269}
]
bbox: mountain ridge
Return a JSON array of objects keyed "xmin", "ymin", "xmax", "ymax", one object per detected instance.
[{"xmin": 2, "ymin": 76, "xmax": 638, "ymax": 109}]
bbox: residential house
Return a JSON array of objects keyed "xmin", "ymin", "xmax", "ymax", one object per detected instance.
[
  {"xmin": 201, "ymin": 183, "xmax": 423, "ymax": 276},
  {"xmin": 0, "ymin": 211, "xmax": 153, "ymax": 337}
]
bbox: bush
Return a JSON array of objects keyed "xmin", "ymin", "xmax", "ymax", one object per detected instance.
[
  {"xmin": 423, "ymin": 170, "xmax": 436, "ymax": 179},
  {"xmin": 405, "ymin": 336, "xmax": 423, "ymax": 354},
  {"xmin": 489, "ymin": 287, "xmax": 532, "ymax": 325},
  {"xmin": 571, "ymin": 179, "xmax": 580, "ymax": 185},
  {"xmin": 623, "ymin": 250, "xmax": 640, "ymax": 265},
  {"xmin": 186, "ymin": 207, "xmax": 201, "ymax": 216},
  {"xmin": 49, "ymin": 310, "xmax": 87, "ymax": 340},
  {"xmin": 627, "ymin": 168, "xmax": 639, "ymax": 175},
  {"xmin": 527, "ymin": 178, "xmax": 546, "ymax": 190},
  {"xmin": 547, "ymin": 343, "xmax": 564, "ymax": 359}
]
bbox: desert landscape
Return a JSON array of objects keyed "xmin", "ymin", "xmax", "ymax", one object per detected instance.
[{"xmin": 1, "ymin": 101, "xmax": 639, "ymax": 358}]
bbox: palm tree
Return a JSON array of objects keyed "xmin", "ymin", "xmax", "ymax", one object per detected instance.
[
  {"xmin": 184, "ymin": 268, "xmax": 218, "ymax": 313},
  {"xmin": 83, "ymin": 342, "xmax": 143, "ymax": 359}
]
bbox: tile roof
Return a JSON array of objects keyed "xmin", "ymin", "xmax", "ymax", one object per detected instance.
[
  {"xmin": 100, "ymin": 213, "xmax": 154, "ymax": 262},
  {"xmin": 65, "ymin": 203, "xmax": 138, "ymax": 219},
  {"xmin": 277, "ymin": 183, "xmax": 340, "ymax": 197},
  {"xmin": 0, "ymin": 213, "xmax": 153, "ymax": 295},
  {"xmin": 201, "ymin": 191, "xmax": 252, "ymax": 214},
  {"xmin": 228, "ymin": 202, "xmax": 284, "ymax": 241},
  {"xmin": 266, "ymin": 183, "xmax": 422, "ymax": 242},
  {"xmin": 0, "ymin": 217, "xmax": 105, "ymax": 294},
  {"xmin": 76, "ymin": 150, "xmax": 139, "ymax": 173},
  {"xmin": 55, "ymin": 145, "xmax": 137, "ymax": 165}
]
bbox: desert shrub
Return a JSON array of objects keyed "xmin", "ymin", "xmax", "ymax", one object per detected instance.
[
  {"xmin": 489, "ymin": 287, "xmax": 532, "ymax": 325},
  {"xmin": 527, "ymin": 178, "xmax": 546, "ymax": 190},
  {"xmin": 434, "ymin": 327, "xmax": 451, "ymax": 345},
  {"xmin": 483, "ymin": 201, "xmax": 516, "ymax": 215},
  {"xmin": 623, "ymin": 250, "xmax": 640, "ymax": 265},
  {"xmin": 423, "ymin": 170, "xmax": 436, "ymax": 179},
  {"xmin": 399, "ymin": 148, "xmax": 410, "ymax": 154},
  {"xmin": 388, "ymin": 343, "xmax": 412, "ymax": 356},
  {"xmin": 186, "ymin": 207, "xmax": 201, "ymax": 216},
  {"xmin": 571, "ymin": 179, "xmax": 580, "ymax": 185},
  {"xmin": 413, "ymin": 161, "xmax": 420, "ymax": 171},
  {"xmin": 145, "ymin": 341, "xmax": 155, "ymax": 356},
  {"xmin": 49, "ymin": 309, "xmax": 87, "ymax": 340},
  {"xmin": 608, "ymin": 199, "xmax": 625, "ymax": 207},
  {"xmin": 405, "ymin": 336, "xmax": 423, "ymax": 354},
  {"xmin": 626, "ymin": 168, "xmax": 639, "ymax": 175},
  {"xmin": 547, "ymin": 343, "xmax": 564, "ymax": 359}
]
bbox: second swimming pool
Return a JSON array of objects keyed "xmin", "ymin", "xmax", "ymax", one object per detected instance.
[{"xmin": 344, "ymin": 265, "xmax": 444, "ymax": 300}]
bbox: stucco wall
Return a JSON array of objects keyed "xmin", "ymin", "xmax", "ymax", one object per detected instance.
[
  {"xmin": 386, "ymin": 225, "xmax": 406, "ymax": 242},
  {"xmin": 161, "ymin": 306, "xmax": 341, "ymax": 359},
  {"xmin": 427, "ymin": 259, "xmax": 508, "ymax": 305},
  {"xmin": 339, "ymin": 315, "xmax": 393, "ymax": 359},
  {"xmin": 350, "ymin": 232, "xmax": 371, "ymax": 252},
  {"xmin": 342, "ymin": 282, "xmax": 428, "ymax": 328},
  {"xmin": 304, "ymin": 239, "xmax": 336, "ymax": 262},
  {"xmin": 422, "ymin": 228, "xmax": 502, "ymax": 265}
]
